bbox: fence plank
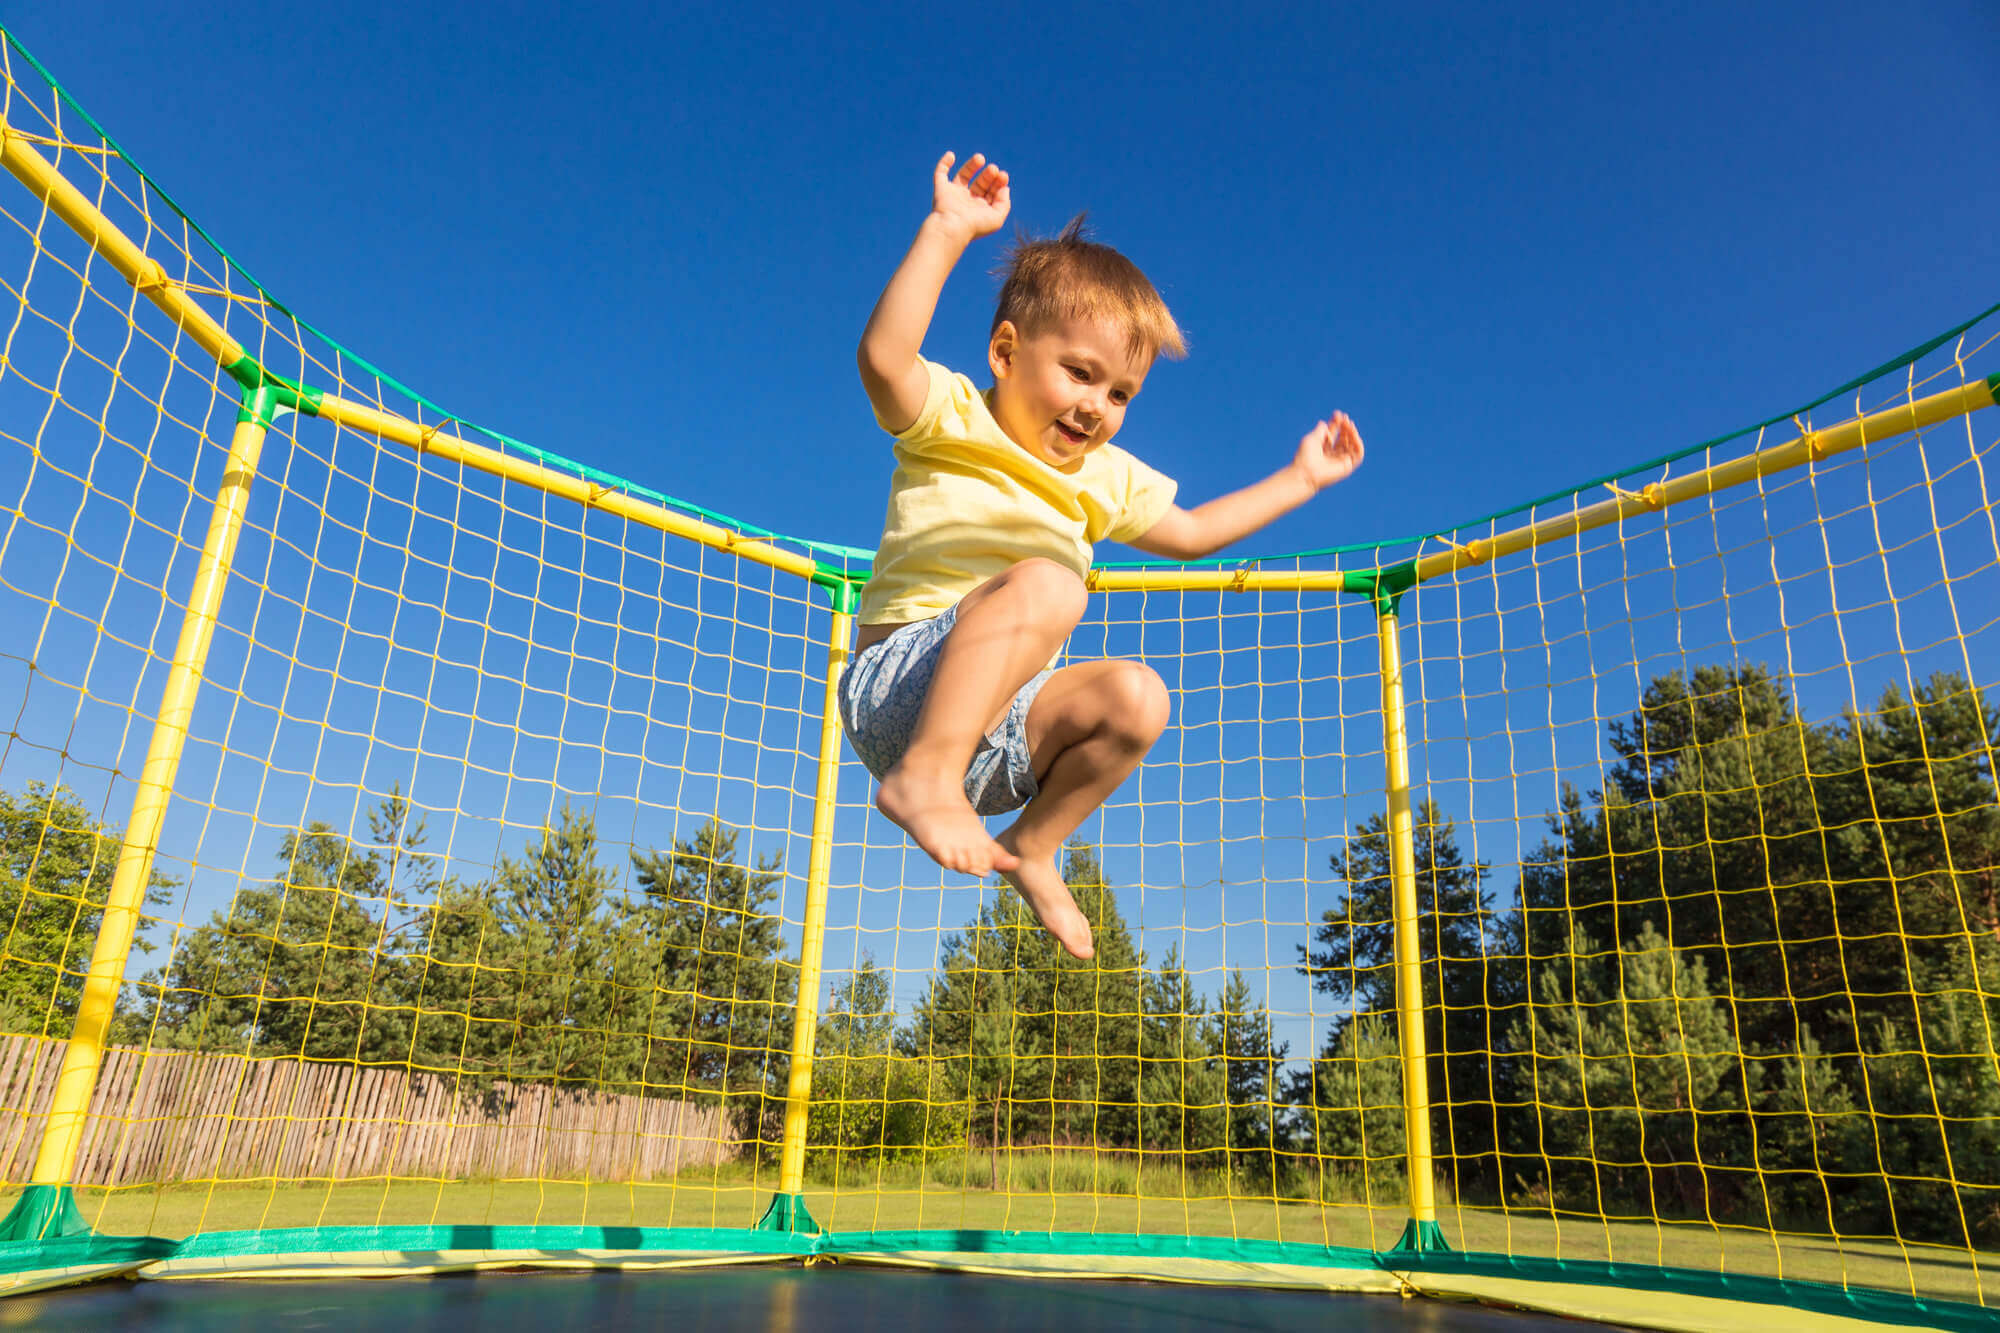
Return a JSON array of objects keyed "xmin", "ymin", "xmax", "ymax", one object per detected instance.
[{"xmin": 0, "ymin": 1036, "xmax": 732, "ymax": 1187}]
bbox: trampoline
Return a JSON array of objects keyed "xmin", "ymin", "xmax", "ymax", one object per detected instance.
[
  {"xmin": 8, "ymin": 1266, "xmax": 1606, "ymax": 1333},
  {"xmin": 0, "ymin": 22, "xmax": 1994, "ymax": 1333}
]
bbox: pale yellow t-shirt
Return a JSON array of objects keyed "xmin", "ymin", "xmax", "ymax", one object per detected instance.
[{"xmin": 858, "ymin": 360, "xmax": 1178, "ymax": 625}]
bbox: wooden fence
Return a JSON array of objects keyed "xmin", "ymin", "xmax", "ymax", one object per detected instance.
[{"xmin": 0, "ymin": 1035, "xmax": 734, "ymax": 1186}]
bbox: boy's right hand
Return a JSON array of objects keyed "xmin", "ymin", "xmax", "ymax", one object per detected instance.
[{"xmin": 931, "ymin": 151, "xmax": 1011, "ymax": 241}]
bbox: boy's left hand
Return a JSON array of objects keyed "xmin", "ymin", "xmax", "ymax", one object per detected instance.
[{"xmin": 1295, "ymin": 411, "xmax": 1365, "ymax": 490}]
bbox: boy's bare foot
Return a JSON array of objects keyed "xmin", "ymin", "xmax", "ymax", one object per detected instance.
[
  {"xmin": 877, "ymin": 764, "xmax": 1019, "ymax": 877},
  {"xmin": 997, "ymin": 835, "xmax": 1094, "ymax": 960}
]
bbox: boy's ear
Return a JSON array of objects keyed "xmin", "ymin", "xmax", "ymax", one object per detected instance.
[{"xmin": 988, "ymin": 321, "xmax": 1018, "ymax": 381}]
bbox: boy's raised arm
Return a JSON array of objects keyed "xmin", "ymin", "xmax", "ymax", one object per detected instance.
[
  {"xmin": 858, "ymin": 152, "xmax": 1011, "ymax": 434},
  {"xmin": 1129, "ymin": 412, "xmax": 1366, "ymax": 560}
]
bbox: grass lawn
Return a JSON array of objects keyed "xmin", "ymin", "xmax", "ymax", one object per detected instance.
[{"xmin": 14, "ymin": 1168, "xmax": 1994, "ymax": 1310}]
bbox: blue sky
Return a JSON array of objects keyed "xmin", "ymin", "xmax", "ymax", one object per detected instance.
[
  {"xmin": 13, "ymin": 2, "xmax": 1997, "ymax": 560},
  {"xmin": 3, "ymin": 5, "xmax": 1998, "ymax": 1044}
]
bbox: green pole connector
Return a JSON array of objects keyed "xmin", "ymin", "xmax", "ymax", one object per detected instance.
[
  {"xmin": 0, "ymin": 1183, "xmax": 90, "ymax": 1242},
  {"xmin": 1389, "ymin": 1217, "xmax": 1452, "ymax": 1255},
  {"xmin": 225, "ymin": 354, "xmax": 324, "ymax": 427},
  {"xmin": 1341, "ymin": 559, "xmax": 1419, "ymax": 618},
  {"xmin": 754, "ymin": 1191, "xmax": 820, "ymax": 1234},
  {"xmin": 808, "ymin": 564, "xmax": 867, "ymax": 615}
]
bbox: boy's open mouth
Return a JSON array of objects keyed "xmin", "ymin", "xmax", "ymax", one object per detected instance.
[{"xmin": 1054, "ymin": 420, "xmax": 1089, "ymax": 444}]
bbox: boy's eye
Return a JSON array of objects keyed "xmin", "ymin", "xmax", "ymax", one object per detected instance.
[
  {"xmin": 1110, "ymin": 390, "xmax": 1129, "ymax": 405},
  {"xmin": 1066, "ymin": 365, "xmax": 1088, "ymax": 382}
]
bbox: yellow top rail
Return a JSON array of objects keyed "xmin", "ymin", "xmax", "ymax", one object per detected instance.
[
  {"xmin": 1407, "ymin": 377, "xmax": 1999, "ymax": 586},
  {"xmin": 0, "ymin": 118, "xmax": 819, "ymax": 589},
  {"xmin": 6, "ymin": 115, "xmax": 1994, "ymax": 604}
]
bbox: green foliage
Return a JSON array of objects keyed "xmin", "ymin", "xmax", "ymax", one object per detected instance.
[
  {"xmin": 1506, "ymin": 922, "xmax": 1752, "ymax": 1219},
  {"xmin": 1139, "ymin": 946, "xmax": 1226, "ymax": 1171},
  {"xmin": 1507, "ymin": 664, "xmax": 2000, "ymax": 1245},
  {"xmin": 1741, "ymin": 1025, "xmax": 1862, "ymax": 1232},
  {"xmin": 807, "ymin": 958, "xmax": 965, "ymax": 1162},
  {"xmin": 124, "ymin": 798, "xmax": 798, "ymax": 1147},
  {"xmin": 1302, "ymin": 799, "xmax": 1495, "ymax": 1015},
  {"xmin": 902, "ymin": 846, "xmax": 1146, "ymax": 1152},
  {"xmin": 7, "ymin": 655, "xmax": 1993, "ymax": 1246},
  {"xmin": 1302, "ymin": 799, "xmax": 1507, "ymax": 1195},
  {"xmin": 140, "ymin": 787, "xmax": 445, "ymax": 1063},
  {"xmin": 896, "ymin": 848, "xmax": 1299, "ymax": 1181},
  {"xmin": 1843, "ymin": 946, "xmax": 2000, "ymax": 1246},
  {"xmin": 1215, "ymin": 968, "xmax": 1290, "ymax": 1183},
  {"xmin": 632, "ymin": 819, "xmax": 799, "ymax": 1144},
  {"xmin": 1286, "ymin": 1011, "xmax": 1405, "ymax": 1203},
  {"xmin": 0, "ymin": 782, "xmax": 173, "ymax": 1037}
]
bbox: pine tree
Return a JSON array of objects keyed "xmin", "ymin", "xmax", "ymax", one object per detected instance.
[
  {"xmin": 1140, "ymin": 945, "xmax": 1226, "ymax": 1175},
  {"xmin": 1301, "ymin": 799, "xmax": 1503, "ymax": 1194},
  {"xmin": 808, "ymin": 958, "xmax": 965, "ymax": 1166},
  {"xmin": 810, "ymin": 959, "xmax": 894, "ymax": 1156},
  {"xmin": 1508, "ymin": 662, "xmax": 2000, "ymax": 1244},
  {"xmin": 632, "ymin": 818, "xmax": 798, "ymax": 1143},
  {"xmin": 145, "ymin": 814, "xmax": 396, "ymax": 1060},
  {"xmin": 902, "ymin": 845, "xmax": 1145, "ymax": 1151},
  {"xmin": 1214, "ymin": 968, "xmax": 1290, "ymax": 1184},
  {"xmin": 1848, "ymin": 946, "xmax": 2000, "ymax": 1247},
  {"xmin": 1286, "ymin": 1012, "xmax": 1404, "ymax": 1204},
  {"xmin": 1745, "ymin": 1026, "xmax": 1864, "ymax": 1234},
  {"xmin": 1506, "ymin": 922, "xmax": 1752, "ymax": 1221},
  {"xmin": 484, "ymin": 802, "xmax": 626, "ymax": 1086}
]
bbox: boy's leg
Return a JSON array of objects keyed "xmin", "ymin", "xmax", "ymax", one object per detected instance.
[
  {"xmin": 876, "ymin": 558, "xmax": 1088, "ymax": 877},
  {"xmin": 996, "ymin": 657, "xmax": 1171, "ymax": 960}
]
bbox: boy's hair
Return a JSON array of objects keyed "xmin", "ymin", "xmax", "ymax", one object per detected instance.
[{"xmin": 992, "ymin": 215, "xmax": 1186, "ymax": 362}]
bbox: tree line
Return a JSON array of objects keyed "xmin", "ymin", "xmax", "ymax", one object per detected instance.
[
  {"xmin": 0, "ymin": 784, "xmax": 797, "ymax": 1141},
  {"xmin": 1295, "ymin": 665, "xmax": 1999, "ymax": 1249},
  {"xmin": 0, "ymin": 660, "xmax": 1992, "ymax": 1249}
]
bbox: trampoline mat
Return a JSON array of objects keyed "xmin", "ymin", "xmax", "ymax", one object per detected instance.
[{"xmin": 14, "ymin": 1264, "xmax": 1606, "ymax": 1330}]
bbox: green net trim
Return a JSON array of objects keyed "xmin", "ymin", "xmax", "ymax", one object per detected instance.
[
  {"xmin": 0, "ymin": 1186, "xmax": 177, "ymax": 1278},
  {"xmin": 17, "ymin": 1220, "xmax": 1978, "ymax": 1329}
]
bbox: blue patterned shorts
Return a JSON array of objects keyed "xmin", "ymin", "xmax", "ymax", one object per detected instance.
[{"xmin": 837, "ymin": 603, "xmax": 1051, "ymax": 817}]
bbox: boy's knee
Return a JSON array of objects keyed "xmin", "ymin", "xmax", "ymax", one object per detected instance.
[
  {"xmin": 1003, "ymin": 558, "xmax": 1088, "ymax": 623},
  {"xmin": 1104, "ymin": 662, "xmax": 1170, "ymax": 743}
]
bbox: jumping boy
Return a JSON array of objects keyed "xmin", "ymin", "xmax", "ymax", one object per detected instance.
[{"xmin": 841, "ymin": 151, "xmax": 1364, "ymax": 961}]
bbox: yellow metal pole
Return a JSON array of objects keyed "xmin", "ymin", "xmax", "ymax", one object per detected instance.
[
  {"xmin": 0, "ymin": 119, "xmax": 245, "ymax": 370},
  {"xmin": 30, "ymin": 413, "xmax": 270, "ymax": 1186},
  {"xmin": 1088, "ymin": 567, "xmax": 1355, "ymax": 595},
  {"xmin": 1376, "ymin": 609, "xmax": 1438, "ymax": 1236},
  {"xmin": 771, "ymin": 601, "xmax": 852, "ymax": 1221},
  {"xmin": 311, "ymin": 395, "xmax": 823, "ymax": 586}
]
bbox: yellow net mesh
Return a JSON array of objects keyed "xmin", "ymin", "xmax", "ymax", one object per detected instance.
[{"xmin": 0, "ymin": 33, "xmax": 1996, "ymax": 1319}]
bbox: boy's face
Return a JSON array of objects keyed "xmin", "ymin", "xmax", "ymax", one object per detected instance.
[{"xmin": 988, "ymin": 315, "xmax": 1152, "ymax": 469}]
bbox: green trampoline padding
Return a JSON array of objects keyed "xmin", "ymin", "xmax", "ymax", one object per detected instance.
[{"xmin": 0, "ymin": 1208, "xmax": 1988, "ymax": 1331}]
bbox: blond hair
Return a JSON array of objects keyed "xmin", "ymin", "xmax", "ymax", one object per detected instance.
[{"xmin": 992, "ymin": 215, "xmax": 1186, "ymax": 363}]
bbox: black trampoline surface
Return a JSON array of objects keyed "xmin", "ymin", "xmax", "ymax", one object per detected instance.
[{"xmin": 12, "ymin": 1264, "xmax": 1611, "ymax": 1330}]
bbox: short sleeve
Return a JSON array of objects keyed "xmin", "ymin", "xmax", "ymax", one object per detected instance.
[
  {"xmin": 1101, "ymin": 451, "xmax": 1179, "ymax": 545},
  {"xmin": 874, "ymin": 359, "xmax": 967, "ymax": 441}
]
